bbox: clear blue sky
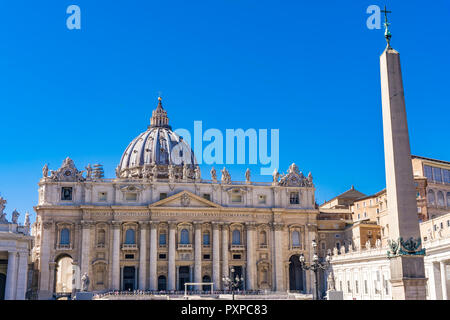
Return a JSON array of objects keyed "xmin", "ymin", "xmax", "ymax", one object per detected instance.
[{"xmin": 0, "ymin": 1, "xmax": 449, "ymax": 224}]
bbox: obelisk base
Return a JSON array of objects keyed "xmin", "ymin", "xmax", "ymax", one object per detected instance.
[{"xmin": 389, "ymin": 256, "xmax": 427, "ymax": 300}]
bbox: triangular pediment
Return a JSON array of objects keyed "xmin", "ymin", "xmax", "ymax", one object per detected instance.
[{"xmin": 150, "ymin": 190, "xmax": 222, "ymax": 208}]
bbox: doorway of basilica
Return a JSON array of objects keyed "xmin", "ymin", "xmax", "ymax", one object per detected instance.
[
  {"xmin": 55, "ymin": 255, "xmax": 73, "ymax": 294},
  {"xmin": 289, "ymin": 255, "xmax": 304, "ymax": 292},
  {"xmin": 123, "ymin": 266, "xmax": 136, "ymax": 291},
  {"xmin": 178, "ymin": 266, "xmax": 190, "ymax": 291}
]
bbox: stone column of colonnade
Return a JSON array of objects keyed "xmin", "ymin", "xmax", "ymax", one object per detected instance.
[
  {"xmin": 15, "ymin": 251, "xmax": 29, "ymax": 300},
  {"xmin": 194, "ymin": 222, "xmax": 202, "ymax": 290},
  {"xmin": 4, "ymin": 251, "xmax": 18, "ymax": 300},
  {"xmin": 138, "ymin": 221, "xmax": 148, "ymax": 290},
  {"xmin": 149, "ymin": 221, "xmax": 158, "ymax": 290},
  {"xmin": 440, "ymin": 261, "xmax": 448, "ymax": 300},
  {"xmin": 221, "ymin": 224, "xmax": 229, "ymax": 288},
  {"xmin": 111, "ymin": 221, "xmax": 121, "ymax": 290},
  {"xmin": 167, "ymin": 222, "xmax": 176, "ymax": 290},
  {"xmin": 246, "ymin": 222, "xmax": 256, "ymax": 290},
  {"xmin": 212, "ymin": 222, "xmax": 221, "ymax": 290}
]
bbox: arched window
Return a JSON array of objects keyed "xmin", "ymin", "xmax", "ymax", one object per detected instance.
[
  {"xmin": 447, "ymin": 192, "xmax": 450, "ymax": 207},
  {"xmin": 232, "ymin": 230, "xmax": 241, "ymax": 245},
  {"xmin": 97, "ymin": 229, "xmax": 106, "ymax": 246},
  {"xmin": 437, "ymin": 191, "xmax": 445, "ymax": 207},
  {"xmin": 60, "ymin": 228, "xmax": 70, "ymax": 245},
  {"xmin": 260, "ymin": 231, "xmax": 267, "ymax": 246},
  {"xmin": 292, "ymin": 231, "xmax": 300, "ymax": 247},
  {"xmin": 158, "ymin": 275, "xmax": 167, "ymax": 291},
  {"xmin": 125, "ymin": 229, "xmax": 135, "ymax": 244},
  {"xmin": 180, "ymin": 229, "xmax": 189, "ymax": 244},
  {"xmin": 428, "ymin": 190, "xmax": 436, "ymax": 206},
  {"xmin": 203, "ymin": 232, "xmax": 210, "ymax": 245}
]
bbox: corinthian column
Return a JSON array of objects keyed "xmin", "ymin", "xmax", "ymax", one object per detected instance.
[
  {"xmin": 138, "ymin": 221, "xmax": 148, "ymax": 290},
  {"xmin": 212, "ymin": 222, "xmax": 221, "ymax": 290},
  {"xmin": 273, "ymin": 222, "xmax": 285, "ymax": 292},
  {"xmin": 149, "ymin": 221, "xmax": 158, "ymax": 290},
  {"xmin": 38, "ymin": 221, "xmax": 53, "ymax": 299},
  {"xmin": 246, "ymin": 222, "xmax": 256, "ymax": 290},
  {"xmin": 111, "ymin": 221, "xmax": 121, "ymax": 290},
  {"xmin": 5, "ymin": 251, "xmax": 18, "ymax": 300},
  {"xmin": 194, "ymin": 222, "xmax": 202, "ymax": 290},
  {"xmin": 221, "ymin": 224, "xmax": 229, "ymax": 289},
  {"xmin": 168, "ymin": 221, "xmax": 176, "ymax": 291},
  {"xmin": 15, "ymin": 251, "xmax": 29, "ymax": 300}
]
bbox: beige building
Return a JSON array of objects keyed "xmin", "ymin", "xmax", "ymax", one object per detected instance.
[
  {"xmin": 0, "ymin": 199, "xmax": 33, "ymax": 300},
  {"xmin": 31, "ymin": 98, "xmax": 323, "ymax": 299}
]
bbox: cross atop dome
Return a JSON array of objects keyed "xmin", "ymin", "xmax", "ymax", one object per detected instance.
[{"xmin": 150, "ymin": 96, "xmax": 171, "ymax": 129}]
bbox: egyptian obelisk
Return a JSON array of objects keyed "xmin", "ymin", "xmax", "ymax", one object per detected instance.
[{"xmin": 380, "ymin": 7, "xmax": 427, "ymax": 300}]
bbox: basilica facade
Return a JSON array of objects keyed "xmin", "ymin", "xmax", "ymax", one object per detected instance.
[{"xmin": 31, "ymin": 98, "xmax": 321, "ymax": 299}]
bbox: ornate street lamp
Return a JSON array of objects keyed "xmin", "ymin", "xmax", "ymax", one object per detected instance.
[
  {"xmin": 298, "ymin": 240, "xmax": 332, "ymax": 300},
  {"xmin": 222, "ymin": 268, "xmax": 244, "ymax": 300}
]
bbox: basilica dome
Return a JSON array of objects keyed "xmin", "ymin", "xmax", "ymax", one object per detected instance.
[{"xmin": 116, "ymin": 97, "xmax": 198, "ymax": 179}]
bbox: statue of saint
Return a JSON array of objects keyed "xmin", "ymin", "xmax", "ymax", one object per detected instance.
[
  {"xmin": 210, "ymin": 167, "xmax": 217, "ymax": 182},
  {"xmin": 194, "ymin": 166, "xmax": 201, "ymax": 180},
  {"xmin": 0, "ymin": 197, "xmax": 7, "ymax": 223},
  {"xmin": 221, "ymin": 167, "xmax": 231, "ymax": 184},
  {"xmin": 245, "ymin": 168, "xmax": 251, "ymax": 183},
  {"xmin": 85, "ymin": 164, "xmax": 92, "ymax": 180},
  {"xmin": 11, "ymin": 209, "xmax": 19, "ymax": 224},
  {"xmin": 183, "ymin": 163, "xmax": 189, "ymax": 180},
  {"xmin": 327, "ymin": 271, "xmax": 336, "ymax": 291},
  {"xmin": 81, "ymin": 273, "xmax": 90, "ymax": 292},
  {"xmin": 168, "ymin": 165, "xmax": 175, "ymax": 181},
  {"xmin": 272, "ymin": 168, "xmax": 279, "ymax": 184},
  {"xmin": 152, "ymin": 163, "xmax": 158, "ymax": 181},
  {"xmin": 42, "ymin": 164, "xmax": 49, "ymax": 178}
]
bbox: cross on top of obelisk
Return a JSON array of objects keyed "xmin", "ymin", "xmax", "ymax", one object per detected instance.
[{"xmin": 381, "ymin": 5, "xmax": 392, "ymax": 48}]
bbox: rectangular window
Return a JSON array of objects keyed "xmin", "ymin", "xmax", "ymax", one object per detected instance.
[
  {"xmin": 231, "ymin": 194, "xmax": 242, "ymax": 203},
  {"xmin": 424, "ymin": 165, "xmax": 433, "ymax": 180},
  {"xmin": 159, "ymin": 193, "xmax": 167, "ymax": 200},
  {"xmin": 447, "ymin": 220, "xmax": 450, "ymax": 227},
  {"xmin": 203, "ymin": 254, "xmax": 211, "ymax": 260},
  {"xmin": 355, "ymin": 280, "xmax": 359, "ymax": 294},
  {"xmin": 232, "ymin": 254, "xmax": 241, "ymax": 260},
  {"xmin": 202, "ymin": 193, "xmax": 211, "ymax": 201},
  {"xmin": 289, "ymin": 192, "xmax": 299, "ymax": 204},
  {"xmin": 433, "ymin": 167, "xmax": 443, "ymax": 183},
  {"xmin": 61, "ymin": 187, "xmax": 73, "ymax": 201},
  {"xmin": 364, "ymin": 280, "xmax": 368, "ymax": 294},
  {"xmin": 158, "ymin": 253, "xmax": 167, "ymax": 260},
  {"xmin": 98, "ymin": 192, "xmax": 107, "ymax": 201},
  {"xmin": 125, "ymin": 254, "xmax": 134, "ymax": 259},
  {"xmin": 347, "ymin": 281, "xmax": 351, "ymax": 293},
  {"xmin": 444, "ymin": 169, "xmax": 450, "ymax": 184},
  {"xmin": 125, "ymin": 192, "xmax": 137, "ymax": 201}
]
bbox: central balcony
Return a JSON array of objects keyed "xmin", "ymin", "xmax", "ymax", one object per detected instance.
[
  {"xmin": 121, "ymin": 244, "xmax": 138, "ymax": 250},
  {"xmin": 230, "ymin": 244, "xmax": 245, "ymax": 251},
  {"xmin": 177, "ymin": 243, "xmax": 193, "ymax": 250}
]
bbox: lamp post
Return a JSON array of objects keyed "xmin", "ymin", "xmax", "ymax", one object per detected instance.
[
  {"xmin": 298, "ymin": 240, "xmax": 332, "ymax": 300},
  {"xmin": 222, "ymin": 268, "xmax": 244, "ymax": 300}
]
